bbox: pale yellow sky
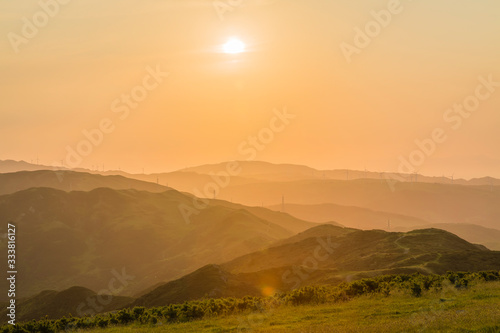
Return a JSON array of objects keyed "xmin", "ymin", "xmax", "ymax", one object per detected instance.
[{"xmin": 1, "ymin": 0, "xmax": 499, "ymax": 178}]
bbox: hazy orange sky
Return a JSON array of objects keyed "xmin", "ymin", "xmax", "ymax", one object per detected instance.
[{"xmin": 1, "ymin": 0, "xmax": 499, "ymax": 178}]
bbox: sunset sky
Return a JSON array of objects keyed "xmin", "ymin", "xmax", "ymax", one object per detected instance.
[{"xmin": 1, "ymin": 0, "xmax": 499, "ymax": 178}]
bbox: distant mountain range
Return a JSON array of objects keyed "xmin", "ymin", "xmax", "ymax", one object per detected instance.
[
  {"xmin": 216, "ymin": 179, "xmax": 500, "ymax": 230},
  {"xmin": 2, "ymin": 159, "xmax": 500, "ymax": 187},
  {"xmin": 0, "ymin": 170, "xmax": 168, "ymax": 195},
  {"xmin": 267, "ymin": 202, "xmax": 427, "ymax": 229},
  {"xmin": 181, "ymin": 161, "xmax": 500, "ymax": 186},
  {"xmin": 3, "ymin": 161, "xmax": 499, "ymax": 231}
]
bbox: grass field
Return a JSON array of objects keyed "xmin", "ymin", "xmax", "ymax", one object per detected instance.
[{"xmin": 83, "ymin": 281, "xmax": 500, "ymax": 333}]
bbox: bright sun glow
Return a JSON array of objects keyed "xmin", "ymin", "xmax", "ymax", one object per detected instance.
[{"xmin": 223, "ymin": 38, "xmax": 245, "ymax": 54}]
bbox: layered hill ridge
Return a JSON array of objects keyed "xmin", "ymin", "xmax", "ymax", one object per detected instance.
[
  {"xmin": 0, "ymin": 286, "xmax": 133, "ymax": 324},
  {"xmin": 131, "ymin": 225, "xmax": 500, "ymax": 309},
  {"xmin": 1, "ymin": 164, "xmax": 499, "ymax": 325},
  {"xmin": 267, "ymin": 202, "xmax": 428, "ymax": 230},
  {"xmin": 3, "ymin": 163, "xmax": 499, "ymax": 234},
  {"xmin": 181, "ymin": 161, "xmax": 500, "ymax": 186},
  {"xmin": 3, "ymin": 160, "xmax": 500, "ymax": 188},
  {"xmin": 0, "ymin": 170, "xmax": 169, "ymax": 195},
  {"xmin": 222, "ymin": 226, "xmax": 495, "ymax": 276},
  {"xmin": 131, "ymin": 264, "xmax": 260, "ymax": 308},
  {"xmin": 266, "ymin": 203, "xmax": 500, "ymax": 250},
  {"xmin": 215, "ymin": 179, "xmax": 500, "ymax": 230},
  {"xmin": 393, "ymin": 223, "xmax": 500, "ymax": 251},
  {"xmin": 0, "ymin": 187, "xmax": 311, "ymax": 300},
  {"xmin": 2, "ymin": 222, "xmax": 499, "ymax": 320}
]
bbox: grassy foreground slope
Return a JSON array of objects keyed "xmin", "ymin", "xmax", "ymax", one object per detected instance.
[
  {"xmin": 88, "ymin": 282, "xmax": 500, "ymax": 332},
  {"xmin": 7, "ymin": 273, "xmax": 498, "ymax": 333}
]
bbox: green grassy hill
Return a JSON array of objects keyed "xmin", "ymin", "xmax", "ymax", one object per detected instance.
[
  {"xmin": 395, "ymin": 223, "xmax": 500, "ymax": 251},
  {"xmin": 129, "ymin": 226, "xmax": 500, "ymax": 307},
  {"xmin": 4, "ymin": 272, "xmax": 499, "ymax": 332},
  {"xmin": 223, "ymin": 226, "xmax": 500, "ymax": 287},
  {"xmin": 89, "ymin": 280, "xmax": 500, "ymax": 333}
]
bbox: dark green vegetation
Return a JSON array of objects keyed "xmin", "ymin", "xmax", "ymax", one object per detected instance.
[{"xmin": 2, "ymin": 271, "xmax": 499, "ymax": 332}]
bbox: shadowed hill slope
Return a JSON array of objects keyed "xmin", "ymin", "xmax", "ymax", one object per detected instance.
[
  {"xmin": 394, "ymin": 223, "xmax": 500, "ymax": 251},
  {"xmin": 0, "ymin": 187, "xmax": 308, "ymax": 300},
  {"xmin": 131, "ymin": 225, "xmax": 500, "ymax": 308},
  {"xmin": 222, "ymin": 226, "xmax": 497, "ymax": 277},
  {"xmin": 131, "ymin": 264, "xmax": 260, "ymax": 308},
  {"xmin": 0, "ymin": 286, "xmax": 133, "ymax": 324}
]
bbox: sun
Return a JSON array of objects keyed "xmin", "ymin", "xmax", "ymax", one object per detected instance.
[{"xmin": 223, "ymin": 38, "xmax": 245, "ymax": 54}]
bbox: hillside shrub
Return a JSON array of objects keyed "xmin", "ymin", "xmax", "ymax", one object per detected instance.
[{"xmin": 2, "ymin": 270, "xmax": 499, "ymax": 332}]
